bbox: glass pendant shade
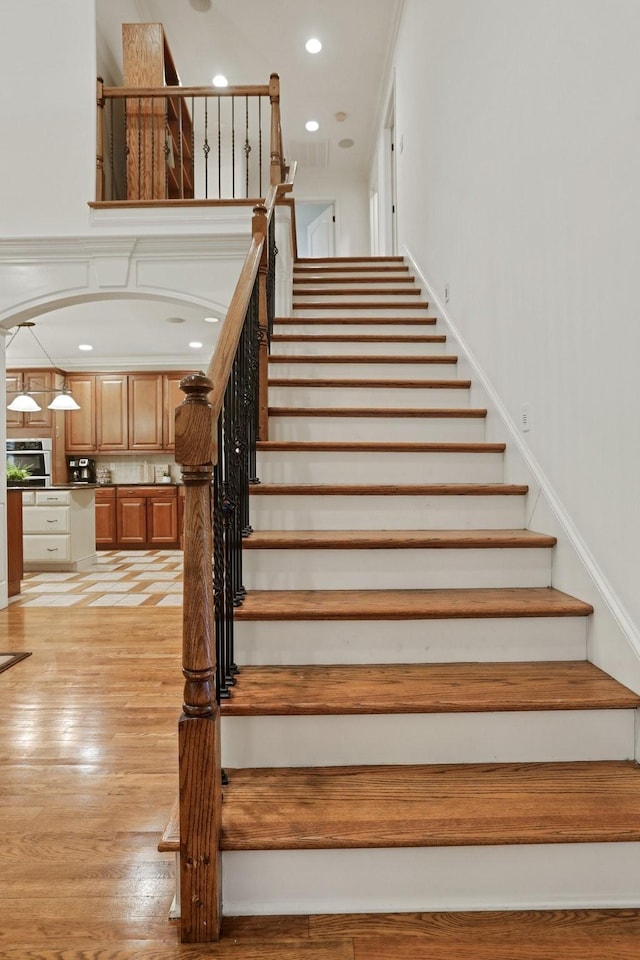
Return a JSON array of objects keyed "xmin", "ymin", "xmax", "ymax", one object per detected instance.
[
  {"xmin": 8, "ymin": 393, "xmax": 42, "ymax": 412},
  {"xmin": 48, "ymin": 392, "xmax": 81, "ymax": 411}
]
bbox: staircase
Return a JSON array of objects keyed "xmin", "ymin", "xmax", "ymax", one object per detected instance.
[{"xmin": 164, "ymin": 256, "xmax": 640, "ymax": 919}]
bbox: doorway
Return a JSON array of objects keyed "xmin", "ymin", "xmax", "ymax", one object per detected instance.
[{"xmin": 296, "ymin": 201, "xmax": 336, "ymax": 258}]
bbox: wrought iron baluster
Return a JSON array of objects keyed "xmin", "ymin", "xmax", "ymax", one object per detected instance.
[
  {"xmin": 137, "ymin": 97, "xmax": 142, "ymax": 200},
  {"xmin": 203, "ymin": 97, "xmax": 210, "ymax": 199},
  {"xmin": 244, "ymin": 96, "xmax": 250, "ymax": 198},
  {"xmin": 258, "ymin": 96, "xmax": 263, "ymax": 197},
  {"xmin": 231, "ymin": 96, "xmax": 236, "ymax": 198},
  {"xmin": 212, "ymin": 439, "xmax": 228, "ymax": 702},
  {"xmin": 217, "ymin": 97, "xmax": 222, "ymax": 199}
]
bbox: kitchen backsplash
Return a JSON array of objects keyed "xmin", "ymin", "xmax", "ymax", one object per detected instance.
[{"xmin": 94, "ymin": 455, "xmax": 179, "ymax": 484}]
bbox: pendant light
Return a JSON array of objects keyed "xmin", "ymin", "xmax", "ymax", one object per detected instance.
[{"xmin": 5, "ymin": 321, "xmax": 81, "ymax": 411}]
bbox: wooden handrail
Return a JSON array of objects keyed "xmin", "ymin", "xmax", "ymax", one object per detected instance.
[
  {"xmin": 203, "ymin": 184, "xmax": 279, "ymax": 444},
  {"xmin": 103, "ymin": 84, "xmax": 271, "ymax": 99}
]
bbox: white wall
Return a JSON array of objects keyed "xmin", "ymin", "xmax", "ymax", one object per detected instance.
[
  {"xmin": 383, "ymin": 0, "xmax": 640, "ymax": 649},
  {"xmin": 0, "ymin": 0, "xmax": 97, "ymax": 237},
  {"xmin": 292, "ymin": 167, "xmax": 370, "ymax": 257}
]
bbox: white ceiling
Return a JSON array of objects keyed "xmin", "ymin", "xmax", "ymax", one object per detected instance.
[{"xmin": 6, "ymin": 0, "xmax": 402, "ymax": 371}]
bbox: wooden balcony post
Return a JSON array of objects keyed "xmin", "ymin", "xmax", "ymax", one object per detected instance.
[
  {"xmin": 269, "ymin": 73, "xmax": 283, "ymax": 186},
  {"xmin": 175, "ymin": 373, "xmax": 222, "ymax": 943},
  {"xmin": 253, "ymin": 204, "xmax": 270, "ymax": 440},
  {"xmin": 96, "ymin": 77, "xmax": 105, "ymax": 202}
]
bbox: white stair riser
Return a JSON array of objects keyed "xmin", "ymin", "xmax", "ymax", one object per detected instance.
[
  {"xmin": 268, "ymin": 415, "xmax": 486, "ymax": 443},
  {"xmin": 249, "ymin": 494, "xmax": 525, "ymax": 530},
  {"xmin": 222, "ymin": 709, "xmax": 634, "ymax": 767},
  {"xmin": 222, "ymin": 843, "xmax": 640, "ymax": 915},
  {"xmin": 295, "ymin": 260, "xmax": 405, "ymax": 269},
  {"xmin": 243, "ymin": 547, "xmax": 552, "ymax": 590},
  {"xmin": 268, "ymin": 386, "xmax": 470, "ymax": 409},
  {"xmin": 278, "ymin": 320, "xmax": 438, "ymax": 333},
  {"xmin": 294, "ymin": 293, "xmax": 424, "ymax": 304},
  {"xmin": 271, "ymin": 339, "xmax": 449, "ymax": 356},
  {"xmin": 293, "ymin": 271, "xmax": 412, "ymax": 281},
  {"xmin": 234, "ymin": 616, "xmax": 587, "ymax": 665},
  {"xmin": 256, "ymin": 450, "xmax": 504, "ymax": 484},
  {"xmin": 269, "ymin": 360, "xmax": 457, "ymax": 379}
]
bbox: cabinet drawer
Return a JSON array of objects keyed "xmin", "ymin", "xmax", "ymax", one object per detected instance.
[
  {"xmin": 23, "ymin": 507, "xmax": 70, "ymax": 534},
  {"xmin": 21, "ymin": 491, "xmax": 36, "ymax": 506},
  {"xmin": 95, "ymin": 487, "xmax": 116, "ymax": 501},
  {"xmin": 24, "ymin": 534, "xmax": 71, "ymax": 562},
  {"xmin": 36, "ymin": 490, "xmax": 71, "ymax": 506}
]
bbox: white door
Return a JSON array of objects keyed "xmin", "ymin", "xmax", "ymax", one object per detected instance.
[{"xmin": 306, "ymin": 204, "xmax": 335, "ymax": 258}]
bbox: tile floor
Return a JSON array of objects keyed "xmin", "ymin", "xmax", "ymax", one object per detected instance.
[{"xmin": 11, "ymin": 550, "xmax": 184, "ymax": 608}]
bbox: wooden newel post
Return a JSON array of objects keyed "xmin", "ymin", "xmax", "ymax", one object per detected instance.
[
  {"xmin": 269, "ymin": 73, "xmax": 283, "ymax": 186},
  {"xmin": 253, "ymin": 204, "xmax": 270, "ymax": 440},
  {"xmin": 175, "ymin": 373, "xmax": 222, "ymax": 943},
  {"xmin": 96, "ymin": 77, "xmax": 105, "ymax": 202}
]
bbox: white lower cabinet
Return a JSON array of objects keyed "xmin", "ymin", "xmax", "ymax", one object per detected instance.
[{"xmin": 22, "ymin": 487, "xmax": 96, "ymax": 571}]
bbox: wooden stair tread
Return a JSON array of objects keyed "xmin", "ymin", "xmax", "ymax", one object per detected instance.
[
  {"xmin": 250, "ymin": 483, "xmax": 527, "ymax": 496},
  {"xmin": 268, "ymin": 378, "xmax": 470, "ymax": 388},
  {"xmin": 268, "ymin": 407, "xmax": 487, "ymax": 419},
  {"xmin": 256, "ymin": 440, "xmax": 505, "ymax": 452},
  {"xmin": 159, "ymin": 759, "xmax": 640, "ymax": 852},
  {"xmin": 221, "ymin": 662, "xmax": 639, "ymax": 717},
  {"xmin": 243, "ymin": 529, "xmax": 555, "ymax": 550},
  {"xmin": 235, "ymin": 586, "xmax": 593, "ymax": 621},
  {"xmin": 269, "ymin": 354, "xmax": 458, "ymax": 364}
]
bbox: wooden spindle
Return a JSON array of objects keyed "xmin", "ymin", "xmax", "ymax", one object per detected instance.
[
  {"xmin": 269, "ymin": 73, "xmax": 283, "ymax": 186},
  {"xmin": 175, "ymin": 373, "xmax": 222, "ymax": 943},
  {"xmin": 96, "ymin": 77, "xmax": 105, "ymax": 202}
]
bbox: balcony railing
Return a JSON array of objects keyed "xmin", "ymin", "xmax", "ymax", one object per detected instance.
[{"xmin": 96, "ymin": 74, "xmax": 285, "ymax": 203}]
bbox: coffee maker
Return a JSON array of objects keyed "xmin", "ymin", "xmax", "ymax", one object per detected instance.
[{"xmin": 67, "ymin": 457, "xmax": 97, "ymax": 484}]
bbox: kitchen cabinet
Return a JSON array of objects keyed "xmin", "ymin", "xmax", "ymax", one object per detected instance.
[
  {"xmin": 7, "ymin": 489, "xmax": 23, "ymax": 597},
  {"xmin": 128, "ymin": 374, "xmax": 164, "ymax": 450},
  {"xmin": 6, "ymin": 369, "xmax": 56, "ymax": 430},
  {"xmin": 65, "ymin": 371, "xmax": 194, "ymax": 453},
  {"xmin": 95, "ymin": 487, "xmax": 116, "ymax": 546},
  {"xmin": 97, "ymin": 375, "xmax": 128, "ymax": 451},
  {"xmin": 64, "ymin": 375, "xmax": 96, "ymax": 451},
  {"xmin": 163, "ymin": 373, "xmax": 187, "ymax": 451},
  {"xmin": 113, "ymin": 485, "xmax": 179, "ymax": 548},
  {"xmin": 22, "ymin": 487, "xmax": 97, "ymax": 571}
]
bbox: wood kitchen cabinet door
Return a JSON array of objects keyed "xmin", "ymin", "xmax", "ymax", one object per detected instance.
[
  {"xmin": 116, "ymin": 496, "xmax": 147, "ymax": 544},
  {"xmin": 129, "ymin": 374, "xmax": 163, "ymax": 450},
  {"xmin": 6, "ymin": 373, "xmax": 24, "ymax": 427},
  {"xmin": 24, "ymin": 371, "xmax": 54, "ymax": 429},
  {"xmin": 147, "ymin": 495, "xmax": 178, "ymax": 544},
  {"xmin": 162, "ymin": 373, "xmax": 187, "ymax": 451},
  {"xmin": 96, "ymin": 375, "xmax": 128, "ymax": 451},
  {"xmin": 65, "ymin": 375, "xmax": 97, "ymax": 451},
  {"xmin": 95, "ymin": 490, "xmax": 116, "ymax": 546}
]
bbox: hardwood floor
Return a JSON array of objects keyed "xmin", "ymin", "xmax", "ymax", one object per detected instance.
[{"xmin": 1, "ymin": 605, "xmax": 639, "ymax": 957}]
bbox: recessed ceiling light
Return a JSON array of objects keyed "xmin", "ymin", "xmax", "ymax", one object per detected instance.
[
  {"xmin": 203, "ymin": 316, "xmax": 220, "ymax": 323},
  {"xmin": 78, "ymin": 344, "xmax": 93, "ymax": 351},
  {"xmin": 189, "ymin": 341, "xmax": 203, "ymax": 349},
  {"xmin": 212, "ymin": 74, "xmax": 228, "ymax": 88},
  {"xmin": 338, "ymin": 138, "xmax": 355, "ymax": 149},
  {"xmin": 166, "ymin": 316, "xmax": 187, "ymax": 324},
  {"xmin": 305, "ymin": 120, "xmax": 320, "ymax": 132},
  {"xmin": 335, "ymin": 111, "xmax": 347, "ymax": 122},
  {"xmin": 305, "ymin": 38, "xmax": 322, "ymax": 54}
]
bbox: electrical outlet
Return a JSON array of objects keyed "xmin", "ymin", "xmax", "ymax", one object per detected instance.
[
  {"xmin": 521, "ymin": 403, "xmax": 531, "ymax": 432},
  {"xmin": 444, "ymin": 284, "xmax": 450, "ymax": 303}
]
